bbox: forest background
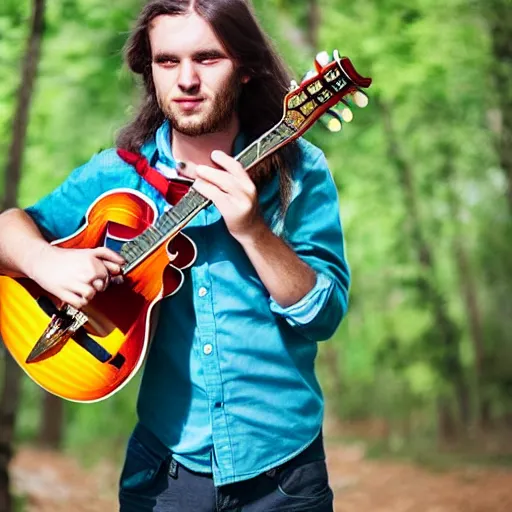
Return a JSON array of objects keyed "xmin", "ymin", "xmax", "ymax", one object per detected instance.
[{"xmin": 0, "ymin": 0, "xmax": 511, "ymax": 510}]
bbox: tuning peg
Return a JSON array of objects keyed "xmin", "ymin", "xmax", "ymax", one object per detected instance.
[
  {"xmin": 352, "ymin": 90, "xmax": 369, "ymax": 108},
  {"xmin": 321, "ymin": 106, "xmax": 353, "ymax": 133},
  {"xmin": 315, "ymin": 51, "xmax": 331, "ymax": 72},
  {"xmin": 301, "ymin": 70, "xmax": 317, "ymax": 83},
  {"xmin": 341, "ymin": 91, "xmax": 369, "ymax": 110},
  {"xmin": 289, "ymin": 79, "xmax": 299, "ymax": 91},
  {"xmin": 323, "ymin": 109, "xmax": 343, "ymax": 133},
  {"xmin": 340, "ymin": 106, "xmax": 353, "ymax": 123}
]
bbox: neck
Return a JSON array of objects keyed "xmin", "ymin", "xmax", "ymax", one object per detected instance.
[{"xmin": 171, "ymin": 115, "xmax": 240, "ymax": 167}]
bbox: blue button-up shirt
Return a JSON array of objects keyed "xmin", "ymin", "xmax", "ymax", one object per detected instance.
[{"xmin": 25, "ymin": 122, "xmax": 350, "ymax": 485}]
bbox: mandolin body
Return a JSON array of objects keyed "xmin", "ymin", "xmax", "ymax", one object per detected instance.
[{"xmin": 0, "ymin": 189, "xmax": 196, "ymax": 402}]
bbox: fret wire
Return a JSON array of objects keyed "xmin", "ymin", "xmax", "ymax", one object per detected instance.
[{"xmin": 150, "ymin": 224, "xmax": 164, "ymax": 237}]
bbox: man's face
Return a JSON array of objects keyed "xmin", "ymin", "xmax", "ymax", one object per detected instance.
[{"xmin": 149, "ymin": 13, "xmax": 243, "ymax": 137}]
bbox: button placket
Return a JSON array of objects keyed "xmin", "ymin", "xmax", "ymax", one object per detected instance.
[{"xmin": 189, "ymin": 209, "xmax": 234, "ymax": 480}]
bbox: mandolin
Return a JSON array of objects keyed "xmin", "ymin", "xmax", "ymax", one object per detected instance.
[{"xmin": 0, "ymin": 51, "xmax": 371, "ymax": 402}]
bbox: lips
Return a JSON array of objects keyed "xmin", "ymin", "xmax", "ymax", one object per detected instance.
[{"xmin": 174, "ymin": 98, "xmax": 204, "ymax": 111}]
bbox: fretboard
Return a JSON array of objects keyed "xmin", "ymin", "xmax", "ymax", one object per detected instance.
[
  {"xmin": 236, "ymin": 122, "xmax": 294, "ymax": 169},
  {"xmin": 120, "ymin": 120, "xmax": 295, "ymax": 272}
]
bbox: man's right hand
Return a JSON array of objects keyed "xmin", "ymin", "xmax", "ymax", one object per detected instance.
[{"xmin": 27, "ymin": 245, "xmax": 125, "ymax": 310}]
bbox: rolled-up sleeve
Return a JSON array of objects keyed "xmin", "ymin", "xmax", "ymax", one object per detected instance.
[{"xmin": 269, "ymin": 148, "xmax": 350, "ymax": 341}]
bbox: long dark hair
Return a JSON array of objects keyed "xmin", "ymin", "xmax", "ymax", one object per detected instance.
[{"xmin": 117, "ymin": 0, "xmax": 299, "ymax": 209}]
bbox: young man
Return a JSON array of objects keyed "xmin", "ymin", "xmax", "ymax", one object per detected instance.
[{"xmin": 0, "ymin": 1, "xmax": 350, "ymax": 510}]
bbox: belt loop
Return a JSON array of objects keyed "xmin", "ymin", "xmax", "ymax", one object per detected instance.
[{"xmin": 168, "ymin": 457, "xmax": 179, "ymax": 479}]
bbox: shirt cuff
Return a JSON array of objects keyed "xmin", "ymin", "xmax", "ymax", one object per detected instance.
[{"xmin": 268, "ymin": 273, "xmax": 334, "ymax": 327}]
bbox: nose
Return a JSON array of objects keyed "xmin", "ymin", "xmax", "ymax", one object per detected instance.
[{"xmin": 178, "ymin": 60, "xmax": 200, "ymax": 93}]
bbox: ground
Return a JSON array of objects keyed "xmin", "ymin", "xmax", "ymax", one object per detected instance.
[{"xmin": 10, "ymin": 441, "xmax": 512, "ymax": 512}]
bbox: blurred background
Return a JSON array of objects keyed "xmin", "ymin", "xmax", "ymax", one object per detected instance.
[{"xmin": 1, "ymin": 0, "xmax": 511, "ymax": 510}]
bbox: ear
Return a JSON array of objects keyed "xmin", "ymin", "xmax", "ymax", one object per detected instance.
[{"xmin": 241, "ymin": 75, "xmax": 251, "ymax": 84}]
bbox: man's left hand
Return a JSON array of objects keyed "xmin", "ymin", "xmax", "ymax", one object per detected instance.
[{"xmin": 192, "ymin": 150, "xmax": 265, "ymax": 242}]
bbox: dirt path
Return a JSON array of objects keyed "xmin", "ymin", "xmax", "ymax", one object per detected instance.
[
  {"xmin": 326, "ymin": 442, "xmax": 512, "ymax": 512},
  {"xmin": 10, "ymin": 444, "xmax": 512, "ymax": 511}
]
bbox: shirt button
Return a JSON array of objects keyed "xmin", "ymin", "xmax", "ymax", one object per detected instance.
[
  {"xmin": 203, "ymin": 344, "xmax": 213, "ymax": 355},
  {"xmin": 198, "ymin": 287, "xmax": 208, "ymax": 297}
]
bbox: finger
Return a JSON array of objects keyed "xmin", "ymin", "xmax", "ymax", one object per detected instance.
[
  {"xmin": 175, "ymin": 161, "xmax": 199, "ymax": 180},
  {"xmin": 72, "ymin": 283, "xmax": 97, "ymax": 302},
  {"xmin": 90, "ymin": 262, "xmax": 109, "ymax": 282},
  {"xmin": 103, "ymin": 260, "xmax": 123, "ymax": 275},
  {"xmin": 92, "ymin": 247, "xmax": 125, "ymax": 264},
  {"xmin": 193, "ymin": 179, "xmax": 229, "ymax": 206},
  {"xmin": 92, "ymin": 278, "xmax": 107, "ymax": 292},
  {"xmin": 78, "ymin": 266, "xmax": 107, "ymax": 289},
  {"xmin": 210, "ymin": 151, "xmax": 247, "ymax": 179},
  {"xmin": 196, "ymin": 166, "xmax": 237, "ymax": 195},
  {"xmin": 60, "ymin": 291, "xmax": 89, "ymax": 310},
  {"xmin": 209, "ymin": 151, "xmax": 254, "ymax": 196}
]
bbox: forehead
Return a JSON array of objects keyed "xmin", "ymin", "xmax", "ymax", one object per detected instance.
[{"xmin": 148, "ymin": 13, "xmax": 225, "ymax": 55}]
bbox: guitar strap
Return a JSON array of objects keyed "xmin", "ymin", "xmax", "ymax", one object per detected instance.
[{"xmin": 116, "ymin": 148, "xmax": 192, "ymax": 206}]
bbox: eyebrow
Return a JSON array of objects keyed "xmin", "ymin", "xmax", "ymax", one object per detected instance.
[{"xmin": 153, "ymin": 49, "xmax": 227, "ymax": 63}]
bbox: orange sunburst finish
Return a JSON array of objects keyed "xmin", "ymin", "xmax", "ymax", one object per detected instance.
[{"xmin": 0, "ymin": 189, "xmax": 196, "ymax": 403}]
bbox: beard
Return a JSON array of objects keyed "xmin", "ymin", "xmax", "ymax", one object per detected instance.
[{"xmin": 161, "ymin": 70, "xmax": 241, "ymax": 137}]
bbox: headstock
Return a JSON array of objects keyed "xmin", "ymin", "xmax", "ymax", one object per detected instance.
[{"xmin": 282, "ymin": 50, "xmax": 371, "ymax": 136}]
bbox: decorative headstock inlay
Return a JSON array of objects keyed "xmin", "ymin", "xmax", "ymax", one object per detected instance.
[
  {"xmin": 282, "ymin": 49, "xmax": 371, "ymax": 134},
  {"xmin": 284, "ymin": 110, "xmax": 305, "ymax": 130}
]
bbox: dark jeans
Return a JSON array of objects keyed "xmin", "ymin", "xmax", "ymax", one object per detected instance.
[{"xmin": 119, "ymin": 426, "xmax": 334, "ymax": 512}]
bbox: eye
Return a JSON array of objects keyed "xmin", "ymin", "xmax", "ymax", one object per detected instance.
[
  {"xmin": 161, "ymin": 59, "xmax": 179, "ymax": 68},
  {"xmin": 198, "ymin": 57, "xmax": 219, "ymax": 65},
  {"xmin": 195, "ymin": 52, "xmax": 225, "ymax": 65},
  {"xmin": 154, "ymin": 57, "xmax": 179, "ymax": 68}
]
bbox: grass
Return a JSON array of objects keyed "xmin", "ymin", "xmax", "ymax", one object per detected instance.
[{"xmin": 14, "ymin": 495, "xmax": 27, "ymax": 511}]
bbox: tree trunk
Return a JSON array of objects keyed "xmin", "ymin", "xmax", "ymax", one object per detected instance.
[
  {"xmin": 306, "ymin": 0, "xmax": 321, "ymax": 49},
  {"xmin": 441, "ymin": 152, "xmax": 489, "ymax": 430},
  {"xmin": 0, "ymin": 354, "xmax": 23, "ymax": 512},
  {"xmin": 0, "ymin": 1, "xmax": 46, "ymax": 510},
  {"xmin": 486, "ymin": 0, "xmax": 512, "ymax": 212},
  {"xmin": 437, "ymin": 396, "xmax": 458, "ymax": 445},
  {"xmin": 318, "ymin": 344, "xmax": 344, "ymax": 404},
  {"xmin": 1, "ymin": 0, "xmax": 46, "ymax": 211},
  {"xmin": 37, "ymin": 393, "xmax": 64, "ymax": 449},
  {"xmin": 379, "ymin": 100, "xmax": 470, "ymax": 435}
]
